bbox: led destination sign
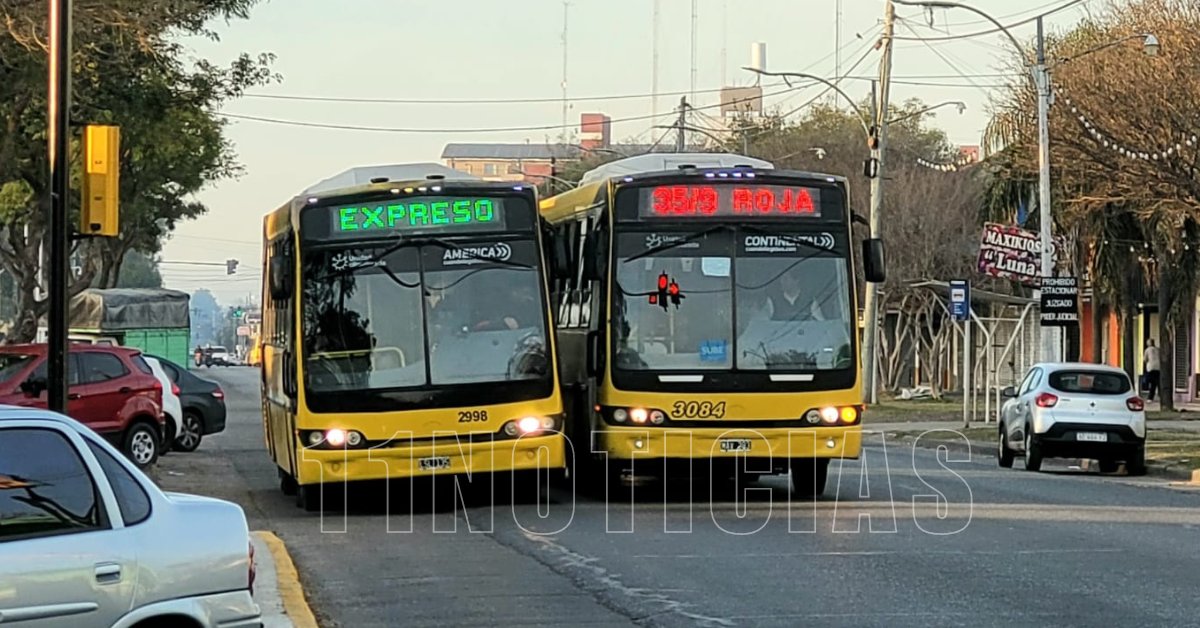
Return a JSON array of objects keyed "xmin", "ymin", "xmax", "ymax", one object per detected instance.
[
  {"xmin": 331, "ymin": 197, "xmax": 506, "ymax": 235},
  {"xmin": 639, "ymin": 184, "xmax": 823, "ymax": 219}
]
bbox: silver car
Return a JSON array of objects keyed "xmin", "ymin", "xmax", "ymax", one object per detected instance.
[
  {"xmin": 998, "ymin": 363, "xmax": 1147, "ymax": 474},
  {"xmin": 0, "ymin": 407, "xmax": 261, "ymax": 627}
]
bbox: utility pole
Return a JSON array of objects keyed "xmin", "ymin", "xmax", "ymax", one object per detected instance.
[
  {"xmin": 1035, "ymin": 16, "xmax": 1058, "ymax": 362},
  {"xmin": 47, "ymin": 0, "xmax": 72, "ymax": 413},
  {"xmin": 560, "ymin": 1, "xmax": 570, "ymax": 143},
  {"xmin": 690, "ymin": 0, "xmax": 698, "ymax": 105},
  {"xmin": 652, "ymin": 0, "xmax": 661, "ymax": 120},
  {"xmin": 861, "ymin": 1, "xmax": 895, "ymax": 405},
  {"xmin": 676, "ymin": 96, "xmax": 688, "ymax": 152}
]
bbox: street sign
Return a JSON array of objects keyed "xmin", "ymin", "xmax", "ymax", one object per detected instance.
[
  {"xmin": 1040, "ymin": 276, "xmax": 1079, "ymax": 326},
  {"xmin": 236, "ymin": 325, "xmax": 251, "ymax": 337},
  {"xmin": 949, "ymin": 280, "xmax": 970, "ymax": 321}
]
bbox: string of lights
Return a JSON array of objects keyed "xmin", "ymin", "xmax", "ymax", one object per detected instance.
[{"xmin": 1054, "ymin": 82, "xmax": 1200, "ymax": 161}]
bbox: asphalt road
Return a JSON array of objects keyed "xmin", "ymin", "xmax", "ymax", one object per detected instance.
[{"xmin": 157, "ymin": 368, "xmax": 1200, "ymax": 628}]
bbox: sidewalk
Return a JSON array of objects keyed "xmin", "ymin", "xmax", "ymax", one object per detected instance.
[
  {"xmin": 868, "ymin": 418, "xmax": 1200, "ymax": 433},
  {"xmin": 251, "ymin": 531, "xmax": 319, "ymax": 628}
]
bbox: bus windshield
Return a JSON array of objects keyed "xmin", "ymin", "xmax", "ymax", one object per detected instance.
[
  {"xmin": 301, "ymin": 239, "xmax": 549, "ymax": 395},
  {"xmin": 613, "ymin": 229, "xmax": 853, "ymax": 372}
]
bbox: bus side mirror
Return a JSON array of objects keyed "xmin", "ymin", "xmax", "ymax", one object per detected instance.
[
  {"xmin": 581, "ymin": 230, "xmax": 605, "ymax": 282},
  {"xmin": 269, "ymin": 255, "xmax": 293, "ymax": 300},
  {"xmin": 862, "ymin": 238, "xmax": 886, "ymax": 283}
]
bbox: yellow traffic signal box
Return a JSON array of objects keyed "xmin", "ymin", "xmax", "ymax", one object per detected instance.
[{"xmin": 81, "ymin": 125, "xmax": 120, "ymax": 237}]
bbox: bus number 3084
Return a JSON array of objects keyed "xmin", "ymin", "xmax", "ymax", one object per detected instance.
[{"xmin": 671, "ymin": 401, "xmax": 727, "ymax": 419}]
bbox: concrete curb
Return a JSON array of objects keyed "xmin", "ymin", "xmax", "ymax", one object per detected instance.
[
  {"xmin": 886, "ymin": 432, "xmax": 1194, "ymax": 481},
  {"xmin": 252, "ymin": 531, "xmax": 320, "ymax": 628}
]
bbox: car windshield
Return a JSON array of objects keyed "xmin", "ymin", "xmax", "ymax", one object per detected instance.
[
  {"xmin": 1049, "ymin": 370, "xmax": 1131, "ymax": 395},
  {"xmin": 613, "ymin": 229, "xmax": 853, "ymax": 371},
  {"xmin": 302, "ymin": 239, "xmax": 549, "ymax": 394},
  {"xmin": 0, "ymin": 354, "xmax": 36, "ymax": 384}
]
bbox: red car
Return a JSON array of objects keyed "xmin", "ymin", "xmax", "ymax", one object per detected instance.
[{"xmin": 0, "ymin": 344, "xmax": 165, "ymax": 467}]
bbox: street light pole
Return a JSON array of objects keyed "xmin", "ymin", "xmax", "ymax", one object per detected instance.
[
  {"xmin": 1034, "ymin": 16, "xmax": 1058, "ymax": 362},
  {"xmin": 862, "ymin": 1, "xmax": 895, "ymax": 404},
  {"xmin": 47, "ymin": 0, "xmax": 72, "ymax": 413}
]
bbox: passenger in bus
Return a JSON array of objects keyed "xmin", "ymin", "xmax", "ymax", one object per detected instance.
[{"xmin": 766, "ymin": 268, "xmax": 826, "ymax": 322}]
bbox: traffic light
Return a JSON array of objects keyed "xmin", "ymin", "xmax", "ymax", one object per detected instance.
[
  {"xmin": 650, "ymin": 272, "xmax": 669, "ymax": 311},
  {"xmin": 668, "ymin": 278, "xmax": 684, "ymax": 308},
  {"xmin": 226, "ymin": 259, "xmax": 239, "ymax": 275},
  {"xmin": 80, "ymin": 125, "xmax": 120, "ymax": 237}
]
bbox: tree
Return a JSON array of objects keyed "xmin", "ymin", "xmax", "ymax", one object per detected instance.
[
  {"xmin": 0, "ymin": 0, "xmax": 276, "ymax": 341},
  {"xmin": 984, "ymin": 0, "xmax": 1200, "ymax": 408},
  {"xmin": 113, "ymin": 251, "xmax": 162, "ymax": 289}
]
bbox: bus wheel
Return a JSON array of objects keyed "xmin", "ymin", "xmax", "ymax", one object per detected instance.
[
  {"xmin": 790, "ymin": 458, "xmax": 829, "ymax": 499},
  {"xmin": 279, "ymin": 469, "xmax": 298, "ymax": 496},
  {"xmin": 296, "ymin": 484, "xmax": 322, "ymax": 512}
]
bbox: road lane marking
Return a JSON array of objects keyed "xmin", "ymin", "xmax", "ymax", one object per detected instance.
[{"xmin": 256, "ymin": 531, "xmax": 319, "ymax": 628}]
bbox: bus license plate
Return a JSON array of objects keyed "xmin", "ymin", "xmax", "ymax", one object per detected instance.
[
  {"xmin": 419, "ymin": 456, "xmax": 452, "ymax": 471},
  {"xmin": 720, "ymin": 439, "xmax": 752, "ymax": 453}
]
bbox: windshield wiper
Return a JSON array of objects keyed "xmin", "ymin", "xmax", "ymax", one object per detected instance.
[{"xmin": 623, "ymin": 224, "xmax": 732, "ymax": 264}]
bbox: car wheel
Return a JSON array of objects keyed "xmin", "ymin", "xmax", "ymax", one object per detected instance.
[
  {"xmin": 123, "ymin": 422, "xmax": 160, "ymax": 468},
  {"xmin": 1098, "ymin": 459, "xmax": 1120, "ymax": 474},
  {"xmin": 1127, "ymin": 447, "xmax": 1148, "ymax": 476},
  {"xmin": 173, "ymin": 411, "xmax": 204, "ymax": 453},
  {"xmin": 1023, "ymin": 428, "xmax": 1043, "ymax": 472},
  {"xmin": 997, "ymin": 427, "xmax": 1015, "ymax": 468},
  {"xmin": 790, "ymin": 458, "xmax": 829, "ymax": 498}
]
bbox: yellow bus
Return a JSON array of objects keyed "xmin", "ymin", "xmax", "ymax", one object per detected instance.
[
  {"xmin": 262, "ymin": 164, "xmax": 567, "ymax": 510},
  {"xmin": 541, "ymin": 154, "xmax": 885, "ymax": 497}
]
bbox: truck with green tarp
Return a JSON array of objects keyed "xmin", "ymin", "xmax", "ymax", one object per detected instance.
[{"xmin": 66, "ymin": 288, "xmax": 192, "ymax": 367}]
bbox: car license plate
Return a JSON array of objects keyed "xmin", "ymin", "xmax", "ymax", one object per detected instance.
[
  {"xmin": 1076, "ymin": 432, "xmax": 1108, "ymax": 442},
  {"xmin": 418, "ymin": 456, "xmax": 451, "ymax": 471},
  {"xmin": 719, "ymin": 439, "xmax": 752, "ymax": 453}
]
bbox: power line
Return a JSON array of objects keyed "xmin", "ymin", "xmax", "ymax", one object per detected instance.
[
  {"xmin": 892, "ymin": 0, "xmax": 1087, "ymax": 42},
  {"xmin": 218, "ymin": 86, "xmax": 802, "ymax": 134},
  {"xmin": 906, "ymin": 0, "xmax": 1090, "ymax": 29},
  {"xmin": 241, "ymin": 82, "xmax": 775, "ymax": 106},
  {"xmin": 898, "ymin": 20, "xmax": 995, "ymax": 98}
]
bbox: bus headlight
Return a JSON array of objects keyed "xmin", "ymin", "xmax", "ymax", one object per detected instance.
[
  {"xmin": 613, "ymin": 408, "xmax": 629, "ymax": 423},
  {"xmin": 302, "ymin": 429, "xmax": 366, "ymax": 449},
  {"xmin": 805, "ymin": 410, "xmax": 822, "ymax": 424},
  {"xmin": 630, "ymin": 408, "xmax": 649, "ymax": 424},
  {"xmin": 649, "ymin": 410, "xmax": 666, "ymax": 425},
  {"xmin": 517, "ymin": 417, "xmax": 541, "ymax": 434},
  {"xmin": 820, "ymin": 407, "xmax": 840, "ymax": 424},
  {"xmin": 839, "ymin": 406, "xmax": 859, "ymax": 425}
]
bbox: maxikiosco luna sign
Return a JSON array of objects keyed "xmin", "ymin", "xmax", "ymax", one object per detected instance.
[{"xmin": 976, "ymin": 222, "xmax": 1045, "ymax": 286}]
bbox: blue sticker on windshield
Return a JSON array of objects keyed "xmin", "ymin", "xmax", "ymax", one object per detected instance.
[{"xmin": 700, "ymin": 340, "xmax": 728, "ymax": 362}]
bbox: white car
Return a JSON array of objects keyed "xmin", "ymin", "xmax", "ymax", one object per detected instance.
[
  {"xmin": 208, "ymin": 346, "xmax": 231, "ymax": 366},
  {"xmin": 143, "ymin": 356, "xmax": 183, "ymax": 452},
  {"xmin": 998, "ymin": 362, "xmax": 1147, "ymax": 475},
  {"xmin": 0, "ymin": 407, "xmax": 261, "ymax": 627}
]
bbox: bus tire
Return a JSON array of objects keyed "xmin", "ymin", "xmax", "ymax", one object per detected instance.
[
  {"xmin": 279, "ymin": 469, "xmax": 298, "ymax": 496},
  {"xmin": 789, "ymin": 458, "xmax": 829, "ymax": 499},
  {"xmin": 296, "ymin": 484, "xmax": 321, "ymax": 512}
]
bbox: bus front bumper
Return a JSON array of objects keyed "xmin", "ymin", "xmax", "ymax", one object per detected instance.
[
  {"xmin": 599, "ymin": 425, "xmax": 861, "ymax": 461},
  {"xmin": 295, "ymin": 433, "xmax": 566, "ymax": 484}
]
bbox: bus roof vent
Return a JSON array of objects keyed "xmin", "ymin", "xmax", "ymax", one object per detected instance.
[
  {"xmin": 302, "ymin": 163, "xmax": 480, "ymax": 195},
  {"xmin": 578, "ymin": 153, "xmax": 775, "ymax": 184},
  {"xmin": 369, "ymin": 176, "xmax": 389, "ymax": 184},
  {"xmin": 426, "ymin": 173, "xmax": 446, "ymax": 180}
]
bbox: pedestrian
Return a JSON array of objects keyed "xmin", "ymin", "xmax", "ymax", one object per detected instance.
[{"xmin": 1143, "ymin": 339, "xmax": 1161, "ymax": 401}]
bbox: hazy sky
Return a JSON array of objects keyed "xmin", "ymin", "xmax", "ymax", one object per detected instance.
[{"xmin": 160, "ymin": 0, "xmax": 1101, "ymax": 304}]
